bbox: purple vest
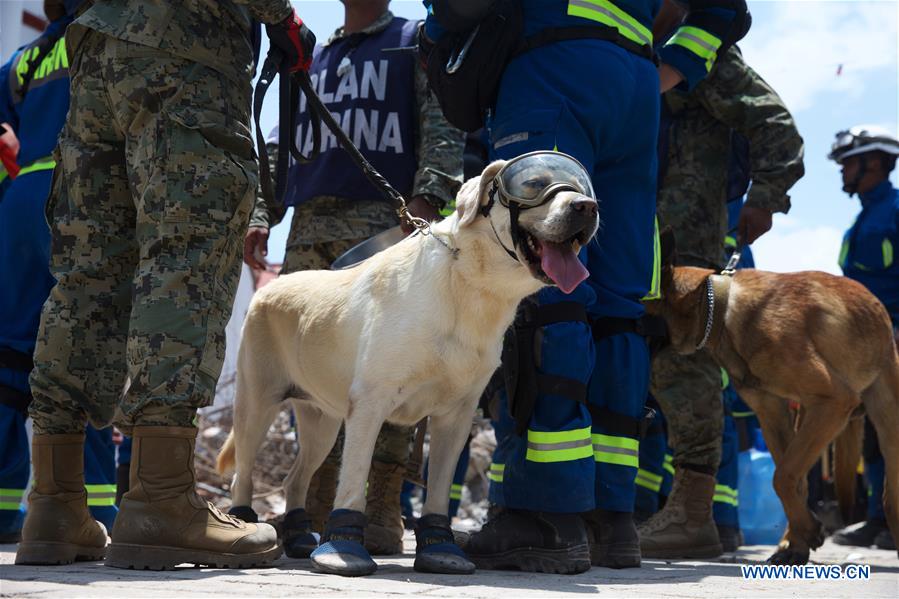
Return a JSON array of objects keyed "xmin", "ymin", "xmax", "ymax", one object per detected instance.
[{"xmin": 285, "ymin": 18, "xmax": 419, "ymax": 207}]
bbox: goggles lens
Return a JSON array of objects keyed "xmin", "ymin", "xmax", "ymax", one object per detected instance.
[{"xmin": 498, "ymin": 152, "xmax": 594, "ymax": 206}]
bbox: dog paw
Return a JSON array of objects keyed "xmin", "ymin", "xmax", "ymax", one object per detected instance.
[
  {"xmin": 766, "ymin": 547, "xmax": 809, "ymax": 565},
  {"xmin": 808, "ymin": 515, "xmax": 826, "ymax": 549}
]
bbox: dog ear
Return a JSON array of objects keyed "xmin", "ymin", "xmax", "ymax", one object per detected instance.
[
  {"xmin": 659, "ymin": 227, "xmax": 677, "ymax": 268},
  {"xmin": 457, "ymin": 160, "xmax": 506, "ymax": 228}
]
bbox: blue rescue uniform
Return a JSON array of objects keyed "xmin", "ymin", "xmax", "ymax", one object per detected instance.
[
  {"xmin": 840, "ymin": 179, "xmax": 899, "ymax": 521},
  {"xmin": 432, "ymin": 0, "xmax": 742, "ymax": 514},
  {"xmin": 0, "ymin": 17, "xmax": 118, "ymax": 535}
]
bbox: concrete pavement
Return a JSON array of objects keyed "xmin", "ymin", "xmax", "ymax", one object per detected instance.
[{"xmin": 2, "ymin": 536, "xmax": 897, "ymax": 598}]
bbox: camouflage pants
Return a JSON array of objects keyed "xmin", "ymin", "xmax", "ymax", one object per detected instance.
[
  {"xmin": 283, "ymin": 228, "xmax": 413, "ymax": 466},
  {"xmin": 649, "ymin": 347, "xmax": 723, "ymax": 470},
  {"xmin": 29, "ymin": 33, "xmax": 256, "ymax": 434}
]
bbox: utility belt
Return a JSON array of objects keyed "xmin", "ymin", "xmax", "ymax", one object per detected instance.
[
  {"xmin": 0, "ymin": 349, "xmax": 34, "ymax": 416},
  {"xmin": 502, "ymin": 301, "xmax": 667, "ymax": 438}
]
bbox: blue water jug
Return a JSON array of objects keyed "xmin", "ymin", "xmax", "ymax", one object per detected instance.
[{"xmin": 738, "ymin": 448, "xmax": 788, "ymax": 545}]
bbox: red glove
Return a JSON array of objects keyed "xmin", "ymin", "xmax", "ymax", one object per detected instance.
[
  {"xmin": 266, "ymin": 9, "xmax": 316, "ymax": 73},
  {"xmin": 0, "ymin": 123, "xmax": 20, "ymax": 179}
]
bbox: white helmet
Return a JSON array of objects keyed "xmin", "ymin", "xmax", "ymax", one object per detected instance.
[{"xmin": 828, "ymin": 125, "xmax": 899, "ymax": 163}]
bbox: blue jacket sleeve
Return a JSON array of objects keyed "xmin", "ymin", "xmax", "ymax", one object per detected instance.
[
  {"xmin": 657, "ymin": 0, "xmax": 749, "ymax": 91},
  {"xmin": 0, "ymin": 53, "xmax": 19, "ymax": 129}
]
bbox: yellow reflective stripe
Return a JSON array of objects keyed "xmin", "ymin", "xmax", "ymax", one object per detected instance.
[
  {"xmin": 666, "ymin": 26, "xmax": 720, "ymax": 71},
  {"xmin": 635, "ymin": 468, "xmax": 662, "ymax": 493},
  {"xmin": 529, "ymin": 426, "xmax": 593, "ymax": 444},
  {"xmin": 663, "ymin": 454, "xmax": 675, "ymax": 475},
  {"xmin": 724, "ymin": 235, "xmax": 737, "ymax": 250},
  {"xmin": 642, "ymin": 217, "xmax": 661, "ymax": 300},
  {"xmin": 838, "ymin": 239, "xmax": 849, "ymax": 269},
  {"xmin": 17, "ymin": 158, "xmax": 56, "ymax": 177},
  {"xmin": 0, "ymin": 488, "xmax": 25, "ymax": 510},
  {"xmin": 732, "ymin": 410, "xmax": 754, "ymax": 418},
  {"xmin": 567, "ymin": 0, "xmax": 653, "ymax": 46},
  {"xmin": 677, "ymin": 26, "xmax": 722, "ymax": 49},
  {"xmin": 449, "ymin": 484, "xmax": 463, "ymax": 500},
  {"xmin": 592, "ymin": 434, "xmax": 639, "ymax": 468},
  {"xmin": 721, "ymin": 368, "xmax": 730, "ymax": 390},
  {"xmin": 527, "ymin": 427, "xmax": 593, "ymax": 463},
  {"xmin": 85, "ymin": 484, "xmax": 117, "ymax": 507},
  {"xmin": 713, "ymin": 484, "xmax": 739, "ymax": 506},
  {"xmin": 488, "ymin": 463, "xmax": 505, "ymax": 482},
  {"xmin": 0, "ymin": 167, "xmax": 7, "ymax": 184},
  {"xmin": 883, "ymin": 239, "xmax": 894, "ymax": 268}
]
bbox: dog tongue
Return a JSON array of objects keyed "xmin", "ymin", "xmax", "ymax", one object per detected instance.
[{"xmin": 539, "ymin": 240, "xmax": 588, "ymax": 294}]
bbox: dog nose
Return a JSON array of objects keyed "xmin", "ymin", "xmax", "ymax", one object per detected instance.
[{"xmin": 570, "ymin": 197, "xmax": 598, "ymax": 216}]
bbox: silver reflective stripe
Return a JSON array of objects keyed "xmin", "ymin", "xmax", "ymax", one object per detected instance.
[
  {"xmin": 568, "ymin": 0, "xmax": 651, "ymax": 45},
  {"xmin": 672, "ymin": 31, "xmax": 718, "ymax": 54},
  {"xmin": 592, "ymin": 444, "xmax": 639, "ymax": 458},
  {"xmin": 527, "ymin": 438, "xmax": 593, "ymax": 452}
]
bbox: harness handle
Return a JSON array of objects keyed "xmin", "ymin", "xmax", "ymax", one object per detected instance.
[{"xmin": 253, "ymin": 48, "xmax": 321, "ymax": 207}]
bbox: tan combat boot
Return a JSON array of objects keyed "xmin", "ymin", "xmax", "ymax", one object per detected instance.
[
  {"xmin": 364, "ymin": 460, "xmax": 405, "ymax": 555},
  {"xmin": 105, "ymin": 426, "xmax": 280, "ymax": 570},
  {"xmin": 637, "ymin": 468, "xmax": 723, "ymax": 559},
  {"xmin": 15, "ymin": 434, "xmax": 108, "ymax": 565},
  {"xmin": 306, "ymin": 458, "xmax": 339, "ymax": 534}
]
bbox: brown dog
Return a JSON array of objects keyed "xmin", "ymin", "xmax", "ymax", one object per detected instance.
[{"xmin": 646, "ymin": 231, "xmax": 899, "ymax": 564}]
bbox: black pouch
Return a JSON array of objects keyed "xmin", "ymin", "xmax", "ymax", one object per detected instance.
[{"xmin": 421, "ymin": 0, "xmax": 523, "ymax": 132}]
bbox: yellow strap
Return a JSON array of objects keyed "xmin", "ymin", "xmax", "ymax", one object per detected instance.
[
  {"xmin": 883, "ymin": 239, "xmax": 894, "ymax": 268},
  {"xmin": 642, "ymin": 217, "xmax": 661, "ymax": 300}
]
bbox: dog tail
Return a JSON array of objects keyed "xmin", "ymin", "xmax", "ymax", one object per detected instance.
[
  {"xmin": 216, "ymin": 430, "xmax": 237, "ymax": 475},
  {"xmin": 833, "ymin": 417, "xmax": 863, "ymax": 525}
]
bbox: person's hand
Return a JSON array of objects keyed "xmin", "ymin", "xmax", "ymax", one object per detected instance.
[
  {"xmin": 266, "ymin": 9, "xmax": 316, "ymax": 73},
  {"xmin": 658, "ymin": 63, "xmax": 684, "ymax": 93},
  {"xmin": 0, "ymin": 122, "xmax": 19, "ymax": 158},
  {"xmin": 737, "ymin": 205, "xmax": 773, "ymax": 245},
  {"xmin": 401, "ymin": 195, "xmax": 441, "ymax": 235},
  {"xmin": 244, "ymin": 227, "xmax": 270, "ymax": 270}
]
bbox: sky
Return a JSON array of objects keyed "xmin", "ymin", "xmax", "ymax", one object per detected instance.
[{"xmin": 263, "ymin": 0, "xmax": 899, "ymax": 274}]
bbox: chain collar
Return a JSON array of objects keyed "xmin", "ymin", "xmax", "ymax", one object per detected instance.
[{"xmin": 696, "ymin": 276, "xmax": 716, "ymax": 350}]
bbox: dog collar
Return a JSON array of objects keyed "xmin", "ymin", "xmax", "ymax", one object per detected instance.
[{"xmin": 696, "ymin": 275, "xmax": 731, "ymax": 351}]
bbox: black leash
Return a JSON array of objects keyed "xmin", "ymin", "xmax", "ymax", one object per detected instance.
[
  {"xmin": 253, "ymin": 48, "xmax": 428, "ymax": 235},
  {"xmin": 253, "ymin": 47, "xmax": 320, "ymax": 207}
]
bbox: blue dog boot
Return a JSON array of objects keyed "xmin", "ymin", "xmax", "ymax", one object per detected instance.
[
  {"xmin": 283, "ymin": 507, "xmax": 319, "ymax": 558},
  {"xmin": 414, "ymin": 513, "xmax": 476, "ymax": 574},
  {"xmin": 311, "ymin": 509, "xmax": 377, "ymax": 576}
]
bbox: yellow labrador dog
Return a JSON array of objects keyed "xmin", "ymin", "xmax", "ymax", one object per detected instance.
[
  {"xmin": 217, "ymin": 156, "xmax": 598, "ymax": 576},
  {"xmin": 646, "ymin": 230, "xmax": 899, "ymax": 565}
]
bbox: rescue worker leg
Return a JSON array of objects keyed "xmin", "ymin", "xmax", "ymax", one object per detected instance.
[
  {"xmin": 833, "ymin": 417, "xmax": 893, "ymax": 548},
  {"xmin": 634, "ymin": 400, "xmax": 666, "ymax": 523},
  {"xmin": 84, "ymin": 426, "xmax": 118, "ymax": 531},
  {"xmin": 24, "ymin": 34, "xmax": 277, "ymax": 569},
  {"xmin": 640, "ymin": 347, "xmax": 723, "ymax": 558},
  {"xmin": 18, "ymin": 73, "xmax": 122, "ymax": 563},
  {"xmin": 0, "ymin": 397, "xmax": 28, "ymax": 543},
  {"xmin": 580, "ymin": 49, "xmax": 659, "ymax": 569},
  {"xmin": 365, "ymin": 422, "xmax": 413, "ymax": 555},
  {"xmin": 715, "ymin": 412, "xmax": 741, "ymax": 551},
  {"xmin": 0, "ymin": 160, "xmax": 61, "ymax": 544},
  {"xmin": 466, "ymin": 288, "xmax": 595, "ymax": 575}
]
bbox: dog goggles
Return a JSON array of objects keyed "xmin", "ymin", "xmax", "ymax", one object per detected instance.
[{"xmin": 494, "ymin": 151, "xmax": 594, "ymax": 208}]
